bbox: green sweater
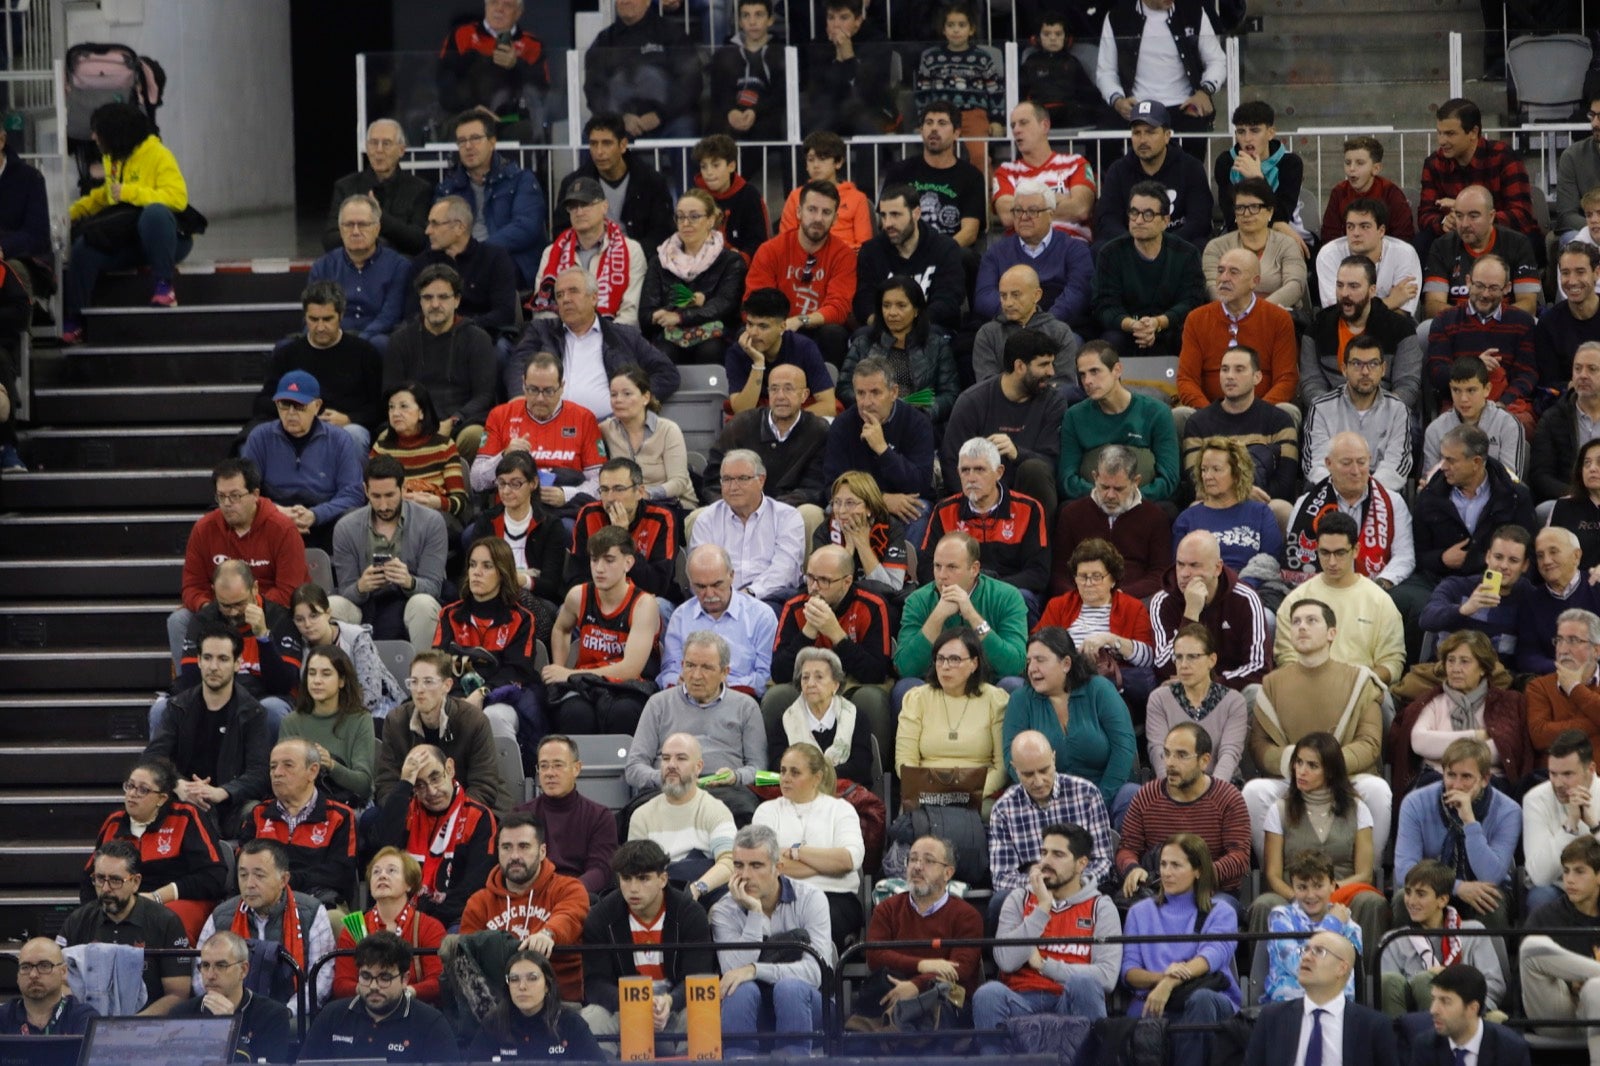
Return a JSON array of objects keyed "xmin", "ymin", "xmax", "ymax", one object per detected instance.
[
  {"xmin": 278, "ymin": 709, "xmax": 376, "ymax": 807},
  {"xmin": 1091, "ymin": 233, "xmax": 1207, "ymax": 333},
  {"xmin": 894, "ymin": 574, "xmax": 1029, "ymax": 680},
  {"xmin": 1058, "ymin": 390, "xmax": 1181, "ymax": 500}
]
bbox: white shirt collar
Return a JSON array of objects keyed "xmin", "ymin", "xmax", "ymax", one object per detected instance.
[{"xmin": 1449, "ymin": 1018, "xmax": 1484, "ymax": 1060}]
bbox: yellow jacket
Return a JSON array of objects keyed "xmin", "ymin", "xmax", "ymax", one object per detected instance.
[{"xmin": 69, "ymin": 134, "xmax": 188, "ymax": 221}]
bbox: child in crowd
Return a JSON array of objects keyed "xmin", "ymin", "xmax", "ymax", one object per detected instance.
[
  {"xmin": 1263, "ymin": 850, "xmax": 1363, "ymax": 1002},
  {"xmin": 913, "ymin": 2, "xmax": 1004, "ymax": 169},
  {"xmin": 708, "ymin": 0, "xmax": 787, "ymax": 141},
  {"xmin": 692, "ymin": 135, "xmax": 771, "ymax": 262},
  {"xmin": 1212, "ymin": 100, "xmax": 1310, "ymax": 253},
  {"xmin": 778, "ymin": 130, "xmax": 873, "ymax": 250},
  {"xmin": 1018, "ymin": 14, "xmax": 1107, "ymax": 132},
  {"xmin": 1319, "ymin": 135, "xmax": 1416, "ymax": 244},
  {"xmin": 1380, "ymin": 859, "xmax": 1506, "ymax": 1018}
]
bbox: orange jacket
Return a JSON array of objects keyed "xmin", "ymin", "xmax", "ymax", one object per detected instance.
[{"xmin": 458, "ymin": 858, "xmax": 591, "ymax": 1001}]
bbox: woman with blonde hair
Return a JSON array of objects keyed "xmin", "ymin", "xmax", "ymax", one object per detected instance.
[
  {"xmin": 812, "ymin": 469, "xmax": 909, "ymax": 598},
  {"xmin": 1172, "ymin": 436, "xmax": 1283, "ymax": 574},
  {"xmin": 331, "ymin": 847, "xmax": 446, "ymax": 1002}
]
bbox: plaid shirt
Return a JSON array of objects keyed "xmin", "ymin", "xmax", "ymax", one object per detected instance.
[
  {"xmin": 987, "ymin": 773, "xmax": 1114, "ymax": 893},
  {"xmin": 1418, "ymin": 138, "xmax": 1540, "ymax": 240}
]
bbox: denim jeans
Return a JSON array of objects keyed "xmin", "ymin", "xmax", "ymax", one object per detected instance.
[
  {"xmin": 721, "ymin": 977, "xmax": 822, "ymax": 1057},
  {"xmin": 66, "ymin": 203, "xmax": 193, "ymax": 319}
]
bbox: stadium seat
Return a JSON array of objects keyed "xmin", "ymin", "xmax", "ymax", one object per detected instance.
[
  {"xmin": 494, "ymin": 735, "xmax": 530, "ymax": 805},
  {"xmin": 305, "ymin": 547, "xmax": 334, "ymax": 593},
  {"xmin": 1506, "ymin": 34, "xmax": 1591, "ymax": 123},
  {"xmin": 372, "ymin": 639, "xmax": 414, "ymax": 687}
]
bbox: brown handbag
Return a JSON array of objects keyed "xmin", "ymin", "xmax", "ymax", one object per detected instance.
[{"xmin": 898, "ymin": 766, "xmax": 987, "ymax": 812}]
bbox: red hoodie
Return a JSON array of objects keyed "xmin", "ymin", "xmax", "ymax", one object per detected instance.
[
  {"xmin": 181, "ymin": 497, "xmax": 309, "ymax": 612},
  {"xmin": 458, "ymin": 858, "xmax": 590, "ymax": 1001}
]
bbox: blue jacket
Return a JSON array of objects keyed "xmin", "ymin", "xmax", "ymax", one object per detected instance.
[
  {"xmin": 975, "ymin": 231, "xmax": 1095, "ymax": 330},
  {"xmin": 435, "ymin": 152, "xmax": 548, "ymax": 287},
  {"xmin": 823, "ymin": 400, "xmax": 935, "ymax": 497},
  {"xmin": 1393, "ymin": 781, "xmax": 1521, "ymax": 892},
  {"xmin": 1, "ymin": 992, "xmax": 99, "ymax": 1035},
  {"xmin": 307, "ymin": 245, "xmax": 411, "ymax": 341},
  {"xmin": 1419, "ymin": 574, "xmax": 1530, "ymax": 662},
  {"xmin": 241, "ymin": 418, "xmax": 367, "ymax": 527},
  {"xmin": 0, "ymin": 145, "xmax": 51, "ymax": 259}
]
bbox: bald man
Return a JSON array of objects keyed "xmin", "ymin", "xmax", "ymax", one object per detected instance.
[
  {"xmin": 3, "ymin": 937, "xmax": 98, "ymax": 1035},
  {"xmin": 1244, "ymin": 931, "xmax": 1397, "ymax": 1065},
  {"xmin": 1177, "ymin": 247, "xmax": 1299, "ymax": 411},
  {"xmin": 1150, "ymin": 530, "xmax": 1273, "ymax": 688},
  {"xmin": 987, "ymin": 730, "xmax": 1116, "ymax": 898},
  {"xmin": 626, "ymin": 732, "xmax": 738, "ymax": 900},
  {"xmin": 971, "ymin": 264, "xmax": 1082, "ymax": 392},
  {"xmin": 1422, "ymin": 185, "xmax": 1541, "ymax": 320},
  {"xmin": 321, "ymin": 119, "xmax": 432, "ymax": 255},
  {"xmin": 1518, "ymin": 526, "xmax": 1600, "ymax": 675},
  {"xmin": 1284, "ymin": 431, "xmax": 1415, "ymax": 590}
]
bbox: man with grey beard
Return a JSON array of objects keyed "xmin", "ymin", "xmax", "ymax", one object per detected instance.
[
  {"xmin": 849, "ymin": 835, "xmax": 983, "ymax": 1032},
  {"xmin": 625, "ymin": 732, "xmax": 737, "ymax": 903}
]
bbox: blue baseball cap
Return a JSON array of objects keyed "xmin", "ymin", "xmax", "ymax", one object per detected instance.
[
  {"xmin": 272, "ymin": 370, "xmax": 321, "ymax": 404},
  {"xmin": 1130, "ymin": 101, "xmax": 1172, "ymax": 129}
]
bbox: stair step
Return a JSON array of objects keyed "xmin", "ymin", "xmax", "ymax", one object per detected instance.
[
  {"xmin": 0, "ymin": 468, "xmax": 211, "ymax": 509},
  {"xmin": 17, "ymin": 426, "xmax": 239, "ymax": 471},
  {"xmin": 0, "ymin": 602, "xmax": 175, "ymax": 649},
  {"xmin": 0, "ymin": 557, "xmax": 182, "ymax": 597},
  {"xmin": 0, "ymin": 841, "xmax": 92, "ymax": 887},
  {"xmin": 80, "ymin": 303, "xmax": 301, "ymax": 345},
  {"xmin": 0, "ymin": 648, "xmax": 171, "ymax": 692},
  {"xmin": 0, "ymin": 511, "xmax": 201, "ymax": 558},
  {"xmin": 95, "ymin": 269, "xmax": 309, "ymax": 306},
  {"xmin": 31, "ymin": 383, "xmax": 257, "ymax": 424},
  {"xmin": 0, "ymin": 887, "xmax": 88, "ymax": 942},
  {"xmin": 0, "ymin": 694, "xmax": 154, "ymax": 742},
  {"xmin": 0, "ymin": 743, "xmax": 146, "ymax": 786},
  {"xmin": 31, "ymin": 345, "xmax": 273, "ymax": 387}
]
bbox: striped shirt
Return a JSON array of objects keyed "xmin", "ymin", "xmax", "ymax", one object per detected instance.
[
  {"xmin": 371, "ymin": 431, "xmax": 468, "ymax": 516},
  {"xmin": 1112, "ymin": 777, "xmax": 1252, "ymax": 892}
]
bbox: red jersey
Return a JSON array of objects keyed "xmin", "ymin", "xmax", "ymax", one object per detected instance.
[
  {"xmin": 992, "ymin": 152, "xmax": 1097, "ymax": 241},
  {"xmin": 481, "ymin": 397, "xmax": 606, "ymax": 476},
  {"xmin": 1003, "ymin": 894, "xmax": 1101, "ymax": 994},
  {"xmin": 573, "ymin": 581, "xmax": 657, "ymax": 680},
  {"xmin": 440, "ymin": 21, "xmax": 550, "ymax": 87}
]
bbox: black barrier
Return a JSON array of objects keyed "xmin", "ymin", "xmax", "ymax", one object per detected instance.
[{"xmin": 305, "ymin": 937, "xmax": 835, "ymax": 1053}]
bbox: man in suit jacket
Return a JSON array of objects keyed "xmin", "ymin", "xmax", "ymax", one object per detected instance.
[
  {"xmin": 1409, "ymin": 963, "xmax": 1531, "ymax": 1066},
  {"xmin": 1245, "ymin": 931, "xmax": 1398, "ymax": 1066}
]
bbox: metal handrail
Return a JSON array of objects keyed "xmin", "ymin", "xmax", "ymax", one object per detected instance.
[{"xmin": 138, "ymin": 945, "xmax": 308, "ymax": 1038}]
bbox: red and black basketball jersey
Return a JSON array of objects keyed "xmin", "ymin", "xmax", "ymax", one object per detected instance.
[{"xmin": 574, "ymin": 581, "xmax": 660, "ymax": 680}]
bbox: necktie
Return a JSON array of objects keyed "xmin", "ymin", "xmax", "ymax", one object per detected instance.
[
  {"xmin": 1304, "ymin": 1007, "xmax": 1326, "ymax": 1066},
  {"xmin": 1454, "ymin": 1049, "xmax": 1469, "ymax": 1066}
]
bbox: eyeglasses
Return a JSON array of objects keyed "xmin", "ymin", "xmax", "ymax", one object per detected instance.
[
  {"xmin": 198, "ymin": 960, "xmax": 240, "ymax": 974},
  {"xmin": 1468, "ymin": 282, "xmax": 1506, "ymax": 294},
  {"xmin": 455, "ymin": 134, "xmax": 490, "ymax": 147},
  {"xmin": 804, "ymin": 572, "xmax": 846, "ymax": 587},
  {"xmin": 1301, "ymin": 943, "xmax": 1347, "ymax": 963},
  {"xmin": 122, "ymin": 780, "xmax": 164, "ymax": 797},
  {"xmin": 495, "ymin": 478, "xmax": 530, "ymax": 492},
  {"xmin": 214, "ymin": 491, "xmax": 252, "ymax": 504},
  {"xmin": 215, "ymin": 598, "xmax": 251, "ymax": 614},
  {"xmin": 1589, "ymin": 110, "xmax": 1600, "ymax": 120},
  {"xmin": 935, "ymin": 654, "xmax": 972, "ymax": 666},
  {"xmin": 357, "ymin": 971, "xmax": 404, "ymax": 987},
  {"xmin": 675, "ymin": 212, "xmax": 708, "ymax": 223},
  {"xmin": 1011, "ymin": 206, "xmax": 1048, "ymax": 219},
  {"xmin": 406, "ymin": 676, "xmax": 445, "ymax": 690},
  {"xmin": 597, "ymin": 484, "xmax": 638, "ymax": 497},
  {"xmin": 1126, "ymin": 207, "xmax": 1161, "ymax": 222},
  {"xmin": 274, "ymin": 401, "xmax": 311, "ymax": 412},
  {"xmin": 1316, "ymin": 547, "xmax": 1353, "ymax": 560},
  {"xmin": 720, "ymin": 474, "xmax": 759, "ymax": 485},
  {"xmin": 17, "ymin": 961, "xmax": 59, "ymax": 976},
  {"xmin": 1555, "ymin": 635, "xmax": 1594, "ymax": 647},
  {"xmin": 1234, "ymin": 202, "xmax": 1267, "ymax": 216},
  {"xmin": 506, "ymin": 973, "xmax": 545, "ymax": 986},
  {"xmin": 905, "ymin": 856, "xmax": 952, "ymax": 868},
  {"xmin": 798, "ymin": 253, "xmax": 819, "ymax": 285},
  {"xmin": 90, "ymin": 874, "xmax": 130, "ymax": 889},
  {"xmin": 1076, "ymin": 571, "xmax": 1110, "ymax": 584},
  {"xmin": 1345, "ymin": 358, "xmax": 1384, "ymax": 372},
  {"xmin": 524, "ymin": 384, "xmax": 561, "ymax": 398}
]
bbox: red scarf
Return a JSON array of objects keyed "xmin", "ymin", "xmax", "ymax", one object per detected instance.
[
  {"xmin": 1283, "ymin": 476, "xmax": 1395, "ymax": 583},
  {"xmin": 405, "ymin": 784, "xmax": 475, "ymax": 901},
  {"xmin": 1409, "ymin": 905, "xmax": 1462, "ymax": 968},
  {"xmin": 531, "ymin": 217, "xmax": 631, "ymax": 318},
  {"xmin": 365, "ymin": 900, "xmax": 429, "ymax": 984},
  {"xmin": 232, "ymin": 891, "xmax": 305, "ymax": 979}
]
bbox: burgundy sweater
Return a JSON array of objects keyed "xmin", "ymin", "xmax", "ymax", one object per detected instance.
[
  {"xmin": 519, "ymin": 789, "xmax": 618, "ymax": 895},
  {"xmin": 1051, "ymin": 496, "xmax": 1173, "ymax": 600},
  {"xmin": 864, "ymin": 890, "xmax": 984, "ymax": 998}
]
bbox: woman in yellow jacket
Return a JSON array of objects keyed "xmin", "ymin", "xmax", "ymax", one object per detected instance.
[{"xmin": 63, "ymin": 102, "xmax": 192, "ymax": 344}]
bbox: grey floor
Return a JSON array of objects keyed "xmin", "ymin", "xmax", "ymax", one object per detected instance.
[{"xmin": 194, "ymin": 208, "xmax": 325, "ymax": 261}]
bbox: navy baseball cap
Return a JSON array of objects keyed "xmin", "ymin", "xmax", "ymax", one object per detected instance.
[
  {"xmin": 1130, "ymin": 101, "xmax": 1172, "ymax": 128},
  {"xmin": 272, "ymin": 370, "xmax": 321, "ymax": 404}
]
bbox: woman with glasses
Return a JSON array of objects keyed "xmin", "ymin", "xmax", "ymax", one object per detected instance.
[
  {"xmin": 770, "ymin": 647, "xmax": 874, "ymax": 785},
  {"xmin": 1171, "ymin": 436, "xmax": 1283, "ymax": 576},
  {"xmin": 598, "ymin": 367, "xmax": 697, "ymax": 512},
  {"xmin": 640, "ymin": 189, "xmax": 747, "ymax": 366},
  {"xmin": 461, "ymin": 450, "xmax": 567, "ymax": 642},
  {"xmin": 369, "ymin": 382, "xmax": 469, "ymax": 539},
  {"xmin": 812, "ymin": 471, "xmax": 909, "ymax": 602},
  {"xmin": 1037, "ymin": 538, "xmax": 1157, "ymax": 716},
  {"xmin": 838, "ymin": 276, "xmax": 961, "ymax": 426},
  {"xmin": 1202, "ymin": 176, "xmax": 1307, "ymax": 309},
  {"xmin": 84, "ymin": 756, "xmax": 227, "ymax": 943},
  {"xmin": 468, "ymin": 948, "xmax": 605, "ymax": 1061},
  {"xmin": 1143, "ymin": 623, "xmax": 1248, "ymax": 782},
  {"xmin": 1005, "ymin": 627, "xmax": 1138, "ymax": 819},
  {"xmin": 374, "ymin": 648, "xmax": 513, "ymax": 811},
  {"xmin": 278, "ymin": 645, "xmax": 376, "ymax": 808},
  {"xmin": 753, "ymin": 742, "xmax": 867, "ymax": 949},
  {"xmin": 331, "ymin": 848, "xmax": 445, "ymax": 1003},
  {"xmin": 896, "ymin": 628, "xmax": 1009, "ymax": 800},
  {"xmin": 262, "ymin": 583, "xmax": 405, "ymax": 719}
]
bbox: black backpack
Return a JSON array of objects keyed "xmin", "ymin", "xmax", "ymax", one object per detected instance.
[
  {"xmin": 887, "ymin": 805, "xmax": 989, "ymax": 886},
  {"xmin": 1086, "ymin": 1016, "xmax": 1167, "ymax": 1066}
]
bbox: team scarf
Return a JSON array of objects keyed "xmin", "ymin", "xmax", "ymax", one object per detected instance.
[
  {"xmin": 362, "ymin": 900, "xmax": 430, "ymax": 985},
  {"xmin": 232, "ymin": 888, "xmax": 305, "ymax": 978},
  {"xmin": 1229, "ymin": 140, "xmax": 1288, "ymax": 191},
  {"xmin": 531, "ymin": 217, "xmax": 632, "ymax": 318},
  {"xmin": 406, "ymin": 782, "xmax": 476, "ymax": 900},
  {"xmin": 1408, "ymin": 905, "xmax": 1463, "ymax": 968},
  {"xmin": 1283, "ymin": 476, "xmax": 1395, "ymax": 583}
]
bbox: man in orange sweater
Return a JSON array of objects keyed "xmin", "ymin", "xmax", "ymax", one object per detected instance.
[
  {"xmin": 1525, "ymin": 609, "xmax": 1600, "ymax": 766},
  {"xmin": 458, "ymin": 812, "xmax": 591, "ymax": 1002},
  {"xmin": 746, "ymin": 179, "xmax": 857, "ymax": 366},
  {"xmin": 1176, "ymin": 248, "xmax": 1299, "ymax": 414}
]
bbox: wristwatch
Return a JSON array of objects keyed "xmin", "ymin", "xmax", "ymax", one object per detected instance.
[
  {"xmin": 974, "ymin": 621, "xmax": 992, "ymax": 638},
  {"xmin": 692, "ymin": 880, "xmax": 709, "ymax": 897}
]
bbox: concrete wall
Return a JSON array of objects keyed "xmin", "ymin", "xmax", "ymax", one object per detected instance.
[{"xmin": 65, "ymin": 0, "xmax": 295, "ymax": 216}]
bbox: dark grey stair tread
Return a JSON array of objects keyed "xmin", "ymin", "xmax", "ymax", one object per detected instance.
[
  {"xmin": 30, "ymin": 383, "xmax": 257, "ymax": 425},
  {"xmin": 84, "ymin": 301, "xmax": 302, "ymax": 316},
  {"xmin": 0, "ymin": 558, "xmax": 183, "ymax": 595},
  {"xmin": 0, "ymin": 468, "xmax": 212, "ymax": 509}
]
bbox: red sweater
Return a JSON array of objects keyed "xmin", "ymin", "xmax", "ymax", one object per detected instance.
[
  {"xmin": 1113, "ymin": 777, "xmax": 1253, "ymax": 892},
  {"xmin": 1319, "ymin": 174, "xmax": 1416, "ymax": 243},
  {"xmin": 333, "ymin": 906, "xmax": 446, "ymax": 1002},
  {"xmin": 864, "ymin": 889, "xmax": 984, "ymax": 998},
  {"xmin": 181, "ymin": 498, "xmax": 309, "ymax": 612},
  {"xmin": 1036, "ymin": 589, "xmax": 1154, "ymax": 647},
  {"xmin": 1177, "ymin": 297, "xmax": 1299, "ymax": 407},
  {"xmin": 744, "ymin": 229, "xmax": 857, "ymax": 326},
  {"xmin": 459, "ymin": 860, "xmax": 591, "ymax": 1002}
]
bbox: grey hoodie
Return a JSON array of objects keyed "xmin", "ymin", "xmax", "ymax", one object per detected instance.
[
  {"xmin": 993, "ymin": 883, "xmax": 1124, "ymax": 992},
  {"xmin": 1379, "ymin": 914, "xmax": 1506, "ymax": 1009}
]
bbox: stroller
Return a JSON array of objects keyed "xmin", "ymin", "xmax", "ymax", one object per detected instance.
[{"xmin": 63, "ymin": 42, "xmax": 166, "ymax": 196}]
